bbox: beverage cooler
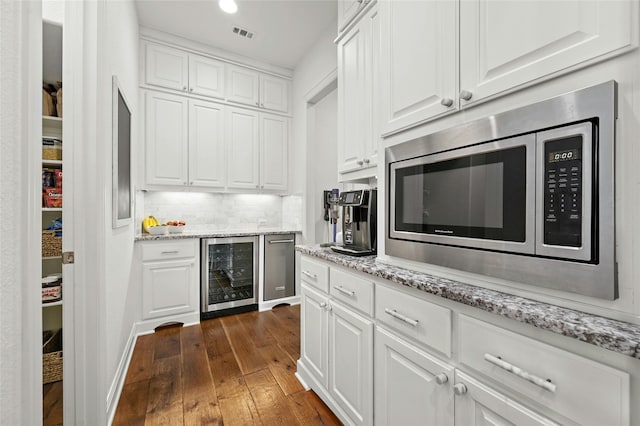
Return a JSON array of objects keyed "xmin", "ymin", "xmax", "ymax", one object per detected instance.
[{"xmin": 201, "ymin": 236, "xmax": 258, "ymax": 319}]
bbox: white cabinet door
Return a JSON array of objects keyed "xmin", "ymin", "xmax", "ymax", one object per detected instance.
[
  {"xmin": 145, "ymin": 91, "xmax": 189, "ymax": 186},
  {"xmin": 338, "ymin": 0, "xmax": 366, "ymax": 32},
  {"xmin": 301, "ymin": 284, "xmax": 330, "ymax": 388},
  {"xmin": 366, "ymin": 6, "xmax": 380, "ymax": 169},
  {"xmin": 227, "ymin": 65, "xmax": 260, "ymax": 107},
  {"xmin": 188, "ymin": 54, "xmax": 225, "ymax": 99},
  {"xmin": 454, "ymin": 371, "xmax": 559, "ymax": 426},
  {"xmin": 227, "ymin": 107, "xmax": 260, "ymax": 189},
  {"xmin": 145, "ymin": 42, "xmax": 189, "ymax": 92},
  {"xmin": 142, "ymin": 258, "xmax": 197, "ymax": 320},
  {"xmin": 259, "ymin": 74, "xmax": 289, "ymax": 113},
  {"xmin": 260, "ymin": 113, "xmax": 288, "ymax": 191},
  {"xmin": 188, "ymin": 100, "xmax": 226, "ymax": 188},
  {"xmin": 375, "ymin": 327, "xmax": 454, "ymax": 426},
  {"xmin": 459, "ymin": 0, "xmax": 634, "ymax": 106},
  {"xmin": 337, "ymin": 19, "xmax": 367, "ymax": 174},
  {"xmin": 380, "ymin": 0, "xmax": 457, "ymax": 135},
  {"xmin": 329, "ymin": 301, "xmax": 373, "ymax": 426}
]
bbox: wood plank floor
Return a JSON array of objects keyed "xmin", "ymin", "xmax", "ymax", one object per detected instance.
[
  {"xmin": 113, "ymin": 305, "xmax": 342, "ymax": 425},
  {"xmin": 43, "ymin": 381, "xmax": 63, "ymax": 425}
]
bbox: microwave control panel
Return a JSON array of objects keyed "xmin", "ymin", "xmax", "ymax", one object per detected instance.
[{"xmin": 543, "ymin": 136, "xmax": 583, "ymax": 247}]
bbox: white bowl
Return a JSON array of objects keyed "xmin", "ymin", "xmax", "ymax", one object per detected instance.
[
  {"xmin": 148, "ymin": 225, "xmax": 168, "ymax": 235},
  {"xmin": 168, "ymin": 225, "xmax": 185, "ymax": 234}
]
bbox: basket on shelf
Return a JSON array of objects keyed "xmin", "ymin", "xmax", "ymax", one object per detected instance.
[
  {"xmin": 42, "ymin": 328, "xmax": 63, "ymax": 384},
  {"xmin": 42, "ymin": 230, "xmax": 62, "ymax": 257}
]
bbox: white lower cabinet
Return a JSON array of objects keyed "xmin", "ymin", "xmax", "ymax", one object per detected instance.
[
  {"xmin": 139, "ymin": 239, "xmax": 199, "ymax": 322},
  {"xmin": 330, "ymin": 301, "xmax": 373, "ymax": 426},
  {"xmin": 453, "ymin": 371, "xmax": 558, "ymax": 426},
  {"xmin": 375, "ymin": 326, "xmax": 454, "ymax": 426},
  {"xmin": 300, "ymin": 283, "xmax": 330, "ymax": 388}
]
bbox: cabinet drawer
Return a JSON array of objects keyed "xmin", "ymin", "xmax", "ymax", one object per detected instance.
[
  {"xmin": 458, "ymin": 315, "xmax": 630, "ymax": 426},
  {"xmin": 300, "ymin": 256, "xmax": 329, "ymax": 293},
  {"xmin": 375, "ymin": 284, "xmax": 451, "ymax": 357},
  {"xmin": 140, "ymin": 239, "xmax": 197, "ymax": 262},
  {"xmin": 330, "ymin": 267, "xmax": 374, "ymax": 316}
]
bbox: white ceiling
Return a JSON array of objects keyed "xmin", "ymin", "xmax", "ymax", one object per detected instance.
[{"xmin": 135, "ymin": 0, "xmax": 337, "ymax": 70}]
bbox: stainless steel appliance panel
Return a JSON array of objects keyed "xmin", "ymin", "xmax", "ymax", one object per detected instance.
[
  {"xmin": 264, "ymin": 234, "xmax": 295, "ymax": 301},
  {"xmin": 202, "ymin": 236, "xmax": 259, "ymax": 312}
]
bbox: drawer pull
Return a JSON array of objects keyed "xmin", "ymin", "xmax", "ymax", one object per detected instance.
[
  {"xmin": 269, "ymin": 239, "xmax": 294, "ymax": 244},
  {"xmin": 435, "ymin": 373, "xmax": 448, "ymax": 385},
  {"xmin": 334, "ymin": 285, "xmax": 355, "ymax": 297},
  {"xmin": 484, "ymin": 353, "xmax": 557, "ymax": 393},
  {"xmin": 302, "ymin": 270, "xmax": 317, "ymax": 279},
  {"xmin": 384, "ymin": 308, "xmax": 419, "ymax": 327},
  {"xmin": 161, "ymin": 250, "xmax": 179, "ymax": 254},
  {"xmin": 274, "ymin": 286, "xmax": 286, "ymax": 291}
]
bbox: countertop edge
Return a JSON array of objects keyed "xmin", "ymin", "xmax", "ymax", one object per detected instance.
[
  {"xmin": 296, "ymin": 245, "xmax": 640, "ymax": 360},
  {"xmin": 135, "ymin": 229, "xmax": 301, "ymax": 241}
]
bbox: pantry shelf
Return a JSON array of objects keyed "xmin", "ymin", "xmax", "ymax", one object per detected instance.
[
  {"xmin": 43, "ymin": 300, "xmax": 63, "ymax": 308},
  {"xmin": 42, "ymin": 115, "xmax": 63, "ymax": 130},
  {"xmin": 42, "ymin": 256, "xmax": 62, "ymax": 261},
  {"xmin": 42, "ymin": 159, "xmax": 62, "ymax": 167}
]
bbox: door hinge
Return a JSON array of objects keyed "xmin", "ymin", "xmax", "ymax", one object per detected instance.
[{"xmin": 62, "ymin": 251, "xmax": 75, "ymax": 264}]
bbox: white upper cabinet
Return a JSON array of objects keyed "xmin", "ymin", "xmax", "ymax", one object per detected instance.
[
  {"xmin": 145, "ymin": 91, "xmax": 189, "ymax": 186},
  {"xmin": 380, "ymin": 0, "xmax": 636, "ymax": 136},
  {"xmin": 380, "ymin": 0, "xmax": 457, "ymax": 135},
  {"xmin": 338, "ymin": 0, "xmax": 368, "ymax": 33},
  {"xmin": 227, "ymin": 65, "xmax": 261, "ymax": 107},
  {"xmin": 227, "ymin": 107, "xmax": 260, "ymax": 189},
  {"xmin": 145, "ymin": 42, "xmax": 189, "ymax": 92},
  {"xmin": 188, "ymin": 100, "xmax": 225, "ymax": 188},
  {"xmin": 459, "ymin": 0, "xmax": 634, "ymax": 106},
  {"xmin": 260, "ymin": 113, "xmax": 289, "ymax": 191},
  {"xmin": 260, "ymin": 74, "xmax": 289, "ymax": 113},
  {"xmin": 337, "ymin": 5, "xmax": 379, "ymax": 181},
  {"xmin": 188, "ymin": 54, "xmax": 225, "ymax": 99},
  {"xmin": 227, "ymin": 64, "xmax": 290, "ymax": 113}
]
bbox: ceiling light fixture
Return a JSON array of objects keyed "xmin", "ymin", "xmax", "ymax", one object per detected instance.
[{"xmin": 219, "ymin": 0, "xmax": 238, "ymax": 14}]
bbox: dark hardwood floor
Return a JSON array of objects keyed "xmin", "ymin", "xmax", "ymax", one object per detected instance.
[
  {"xmin": 113, "ymin": 304, "xmax": 342, "ymax": 425},
  {"xmin": 43, "ymin": 381, "xmax": 63, "ymax": 425}
]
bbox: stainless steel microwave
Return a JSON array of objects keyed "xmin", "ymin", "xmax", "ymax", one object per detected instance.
[{"xmin": 386, "ymin": 81, "xmax": 617, "ymax": 299}]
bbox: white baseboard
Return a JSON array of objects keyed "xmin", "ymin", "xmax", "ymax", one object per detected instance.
[
  {"xmin": 259, "ymin": 295, "xmax": 301, "ymax": 312},
  {"xmin": 106, "ymin": 324, "xmax": 138, "ymax": 426}
]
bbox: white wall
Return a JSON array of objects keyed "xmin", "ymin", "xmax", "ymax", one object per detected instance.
[
  {"xmin": 291, "ymin": 22, "xmax": 338, "ymax": 244},
  {"xmin": 98, "ymin": 0, "xmax": 140, "ymax": 418},
  {"xmin": 0, "ymin": 1, "xmax": 43, "ymax": 424}
]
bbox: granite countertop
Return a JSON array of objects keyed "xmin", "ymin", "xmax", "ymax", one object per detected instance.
[
  {"xmin": 136, "ymin": 227, "xmax": 301, "ymax": 242},
  {"xmin": 297, "ymin": 245, "xmax": 640, "ymax": 360}
]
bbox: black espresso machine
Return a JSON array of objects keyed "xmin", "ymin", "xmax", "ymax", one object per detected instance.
[{"xmin": 331, "ymin": 189, "xmax": 377, "ymax": 256}]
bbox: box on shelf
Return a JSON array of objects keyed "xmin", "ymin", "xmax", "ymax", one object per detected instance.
[
  {"xmin": 42, "ymin": 328, "xmax": 62, "ymax": 384},
  {"xmin": 42, "ymin": 187, "xmax": 62, "ymax": 208},
  {"xmin": 42, "ymin": 230, "xmax": 62, "ymax": 257},
  {"xmin": 42, "ymin": 137, "xmax": 62, "ymax": 161},
  {"xmin": 56, "ymin": 87, "xmax": 62, "ymax": 118},
  {"xmin": 42, "ymin": 275, "xmax": 62, "ymax": 303},
  {"xmin": 42, "ymin": 89, "xmax": 56, "ymax": 117}
]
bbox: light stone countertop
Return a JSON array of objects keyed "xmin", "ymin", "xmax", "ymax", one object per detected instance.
[
  {"xmin": 297, "ymin": 245, "xmax": 640, "ymax": 360},
  {"xmin": 135, "ymin": 227, "xmax": 301, "ymax": 242}
]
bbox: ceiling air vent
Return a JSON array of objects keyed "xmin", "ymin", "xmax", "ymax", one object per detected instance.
[{"xmin": 232, "ymin": 26, "xmax": 255, "ymax": 39}]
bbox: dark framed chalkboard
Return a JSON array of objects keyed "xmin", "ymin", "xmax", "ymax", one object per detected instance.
[{"xmin": 112, "ymin": 76, "xmax": 132, "ymax": 228}]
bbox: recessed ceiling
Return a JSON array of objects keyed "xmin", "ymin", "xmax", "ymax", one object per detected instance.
[{"xmin": 135, "ymin": 0, "xmax": 337, "ymax": 70}]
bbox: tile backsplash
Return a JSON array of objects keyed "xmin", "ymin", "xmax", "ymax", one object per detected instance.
[{"xmin": 138, "ymin": 191, "xmax": 302, "ymax": 231}]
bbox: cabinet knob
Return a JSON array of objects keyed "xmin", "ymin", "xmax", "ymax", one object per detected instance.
[
  {"xmin": 256, "ymin": 185, "xmax": 260, "ymax": 188},
  {"xmin": 256, "ymin": 102, "xmax": 260, "ymax": 106},
  {"xmin": 182, "ymin": 86, "xmax": 187, "ymax": 91},
  {"xmin": 319, "ymin": 302, "xmax": 327, "ymax": 308},
  {"xmin": 357, "ymin": 160, "xmax": 364, "ymax": 166},
  {"xmin": 459, "ymin": 90, "xmax": 473, "ymax": 101},
  {"xmin": 189, "ymin": 88, "xmax": 194, "ymax": 92},
  {"xmin": 440, "ymin": 97, "xmax": 454, "ymax": 107},
  {"xmin": 453, "ymin": 383, "xmax": 468, "ymax": 396},
  {"xmin": 363, "ymin": 158, "xmax": 370, "ymax": 164},
  {"xmin": 435, "ymin": 373, "xmax": 448, "ymax": 385}
]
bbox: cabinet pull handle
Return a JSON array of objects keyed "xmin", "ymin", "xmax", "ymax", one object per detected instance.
[
  {"xmin": 161, "ymin": 250, "xmax": 179, "ymax": 254},
  {"xmin": 384, "ymin": 308, "xmax": 418, "ymax": 327},
  {"xmin": 334, "ymin": 285, "xmax": 355, "ymax": 297},
  {"xmin": 302, "ymin": 270, "xmax": 317, "ymax": 279},
  {"xmin": 357, "ymin": 160, "xmax": 364, "ymax": 166},
  {"xmin": 435, "ymin": 373, "xmax": 448, "ymax": 385},
  {"xmin": 275, "ymin": 286, "xmax": 286, "ymax": 291},
  {"xmin": 484, "ymin": 353, "xmax": 557, "ymax": 393},
  {"xmin": 363, "ymin": 158, "xmax": 370, "ymax": 164},
  {"xmin": 269, "ymin": 239, "xmax": 294, "ymax": 244},
  {"xmin": 453, "ymin": 383, "xmax": 467, "ymax": 396},
  {"xmin": 440, "ymin": 97, "xmax": 454, "ymax": 107},
  {"xmin": 460, "ymin": 89, "xmax": 473, "ymax": 101},
  {"xmin": 182, "ymin": 86, "xmax": 187, "ymax": 91}
]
